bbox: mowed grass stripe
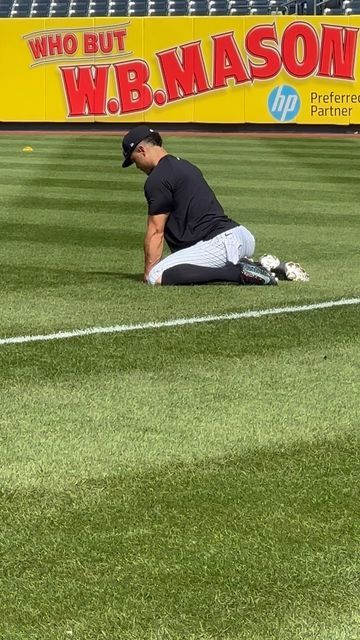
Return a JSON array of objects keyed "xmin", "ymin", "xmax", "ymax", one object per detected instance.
[
  {"xmin": 0, "ymin": 173, "xmax": 358, "ymax": 193},
  {"xmin": 1, "ymin": 160, "xmax": 360, "ymax": 179},
  {"xmin": 2, "ymin": 156, "xmax": 360, "ymax": 175},
  {"xmin": 2, "ymin": 134, "xmax": 358, "ymax": 149},
  {"xmin": 1, "ymin": 196, "xmax": 358, "ymax": 221},
  {"xmin": 4, "ymin": 138, "xmax": 360, "ymax": 160},
  {"xmin": 0, "ymin": 178, "xmax": 360, "ymax": 204},
  {"xmin": 1, "ymin": 148, "xmax": 359, "ymax": 162}
]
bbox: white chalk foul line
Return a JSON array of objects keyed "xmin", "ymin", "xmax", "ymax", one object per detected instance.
[{"xmin": 0, "ymin": 297, "xmax": 359, "ymax": 347}]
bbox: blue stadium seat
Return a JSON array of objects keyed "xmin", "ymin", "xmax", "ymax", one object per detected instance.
[
  {"xmin": 148, "ymin": 0, "xmax": 167, "ymax": 13},
  {"xmin": 208, "ymin": 0, "xmax": 228, "ymax": 13},
  {"xmin": 228, "ymin": 0, "xmax": 249, "ymax": 12},
  {"xmin": 324, "ymin": 4, "xmax": 344, "ymax": 10},
  {"xmin": 128, "ymin": 0, "xmax": 147, "ymax": 13},
  {"xmin": 0, "ymin": 0, "xmax": 12, "ymax": 15},
  {"xmin": 108, "ymin": 0, "xmax": 128, "ymax": 13},
  {"xmin": 89, "ymin": 0, "xmax": 108, "ymax": 13},
  {"xmin": 168, "ymin": 0, "xmax": 188, "ymax": 12},
  {"xmin": 68, "ymin": 0, "xmax": 89, "ymax": 13},
  {"xmin": 249, "ymin": 0, "xmax": 270, "ymax": 11},
  {"xmin": 269, "ymin": 0, "xmax": 285, "ymax": 12},
  {"xmin": 342, "ymin": 0, "xmax": 357, "ymax": 11},
  {"xmin": 188, "ymin": 0, "xmax": 208, "ymax": 11},
  {"xmin": 30, "ymin": 0, "xmax": 51, "ymax": 14},
  {"xmin": 11, "ymin": 0, "xmax": 31, "ymax": 15},
  {"xmin": 49, "ymin": 0, "xmax": 70, "ymax": 14}
]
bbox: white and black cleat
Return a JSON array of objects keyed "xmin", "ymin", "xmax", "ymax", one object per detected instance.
[
  {"xmin": 283, "ymin": 261, "xmax": 310, "ymax": 282},
  {"xmin": 260, "ymin": 255, "xmax": 309, "ymax": 282},
  {"xmin": 259, "ymin": 254, "xmax": 281, "ymax": 273},
  {"xmin": 238, "ymin": 260, "xmax": 278, "ymax": 285}
]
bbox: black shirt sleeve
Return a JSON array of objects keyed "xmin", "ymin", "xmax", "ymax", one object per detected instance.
[{"xmin": 144, "ymin": 171, "xmax": 174, "ymax": 216}]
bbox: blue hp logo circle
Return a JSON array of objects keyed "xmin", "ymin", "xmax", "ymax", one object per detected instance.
[{"xmin": 268, "ymin": 85, "xmax": 301, "ymax": 122}]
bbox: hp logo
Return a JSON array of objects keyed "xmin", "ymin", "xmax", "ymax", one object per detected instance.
[{"xmin": 268, "ymin": 85, "xmax": 300, "ymax": 122}]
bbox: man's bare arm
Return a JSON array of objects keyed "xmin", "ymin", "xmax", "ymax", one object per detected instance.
[{"xmin": 144, "ymin": 213, "xmax": 169, "ymax": 280}]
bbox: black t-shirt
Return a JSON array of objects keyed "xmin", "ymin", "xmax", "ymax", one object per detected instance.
[{"xmin": 144, "ymin": 154, "xmax": 238, "ymax": 253}]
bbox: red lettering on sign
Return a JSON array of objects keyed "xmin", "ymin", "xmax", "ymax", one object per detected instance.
[
  {"xmin": 157, "ymin": 42, "xmax": 210, "ymax": 101},
  {"xmin": 28, "ymin": 36, "xmax": 48, "ymax": 59},
  {"xmin": 63, "ymin": 34, "xmax": 77, "ymax": 55},
  {"xmin": 318, "ymin": 24, "xmax": 358, "ymax": 79},
  {"xmin": 114, "ymin": 60, "xmax": 153, "ymax": 113},
  {"xmin": 282, "ymin": 22, "xmax": 319, "ymax": 78},
  {"xmin": 245, "ymin": 23, "xmax": 282, "ymax": 80},
  {"xmin": 48, "ymin": 34, "xmax": 63, "ymax": 56},
  {"xmin": 60, "ymin": 65, "xmax": 109, "ymax": 116},
  {"xmin": 212, "ymin": 33, "xmax": 250, "ymax": 88},
  {"xmin": 84, "ymin": 34, "xmax": 98, "ymax": 54},
  {"xmin": 113, "ymin": 30, "xmax": 127, "ymax": 51}
]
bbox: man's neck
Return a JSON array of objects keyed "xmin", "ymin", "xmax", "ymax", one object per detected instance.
[{"xmin": 152, "ymin": 147, "xmax": 168, "ymax": 167}]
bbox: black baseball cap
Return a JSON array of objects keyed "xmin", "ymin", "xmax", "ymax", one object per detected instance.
[{"xmin": 122, "ymin": 125, "xmax": 156, "ymax": 168}]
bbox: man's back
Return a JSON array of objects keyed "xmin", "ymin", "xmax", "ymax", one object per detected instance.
[{"xmin": 144, "ymin": 155, "xmax": 237, "ymax": 253}]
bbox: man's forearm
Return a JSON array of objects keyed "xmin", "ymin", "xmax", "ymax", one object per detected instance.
[{"xmin": 144, "ymin": 230, "xmax": 164, "ymax": 276}]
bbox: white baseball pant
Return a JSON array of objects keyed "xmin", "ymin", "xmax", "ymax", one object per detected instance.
[{"xmin": 148, "ymin": 225, "xmax": 255, "ymax": 285}]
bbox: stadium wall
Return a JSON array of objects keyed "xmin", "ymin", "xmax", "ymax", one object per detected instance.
[{"xmin": 1, "ymin": 16, "xmax": 360, "ymax": 124}]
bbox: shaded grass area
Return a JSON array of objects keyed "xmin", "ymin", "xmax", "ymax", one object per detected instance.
[{"xmin": 1, "ymin": 437, "xmax": 360, "ymax": 640}]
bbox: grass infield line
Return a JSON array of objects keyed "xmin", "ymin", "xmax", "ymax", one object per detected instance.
[{"xmin": 0, "ymin": 297, "xmax": 359, "ymax": 348}]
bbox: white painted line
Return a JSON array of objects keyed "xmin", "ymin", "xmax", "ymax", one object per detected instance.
[{"xmin": 0, "ymin": 297, "xmax": 359, "ymax": 348}]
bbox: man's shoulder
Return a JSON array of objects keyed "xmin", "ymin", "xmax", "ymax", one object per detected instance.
[{"xmin": 145, "ymin": 155, "xmax": 178, "ymax": 187}]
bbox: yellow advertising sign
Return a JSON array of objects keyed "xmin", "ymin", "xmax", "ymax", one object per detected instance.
[{"xmin": 1, "ymin": 16, "xmax": 360, "ymax": 124}]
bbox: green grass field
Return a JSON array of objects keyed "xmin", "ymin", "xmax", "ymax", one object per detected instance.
[{"xmin": 0, "ymin": 132, "xmax": 359, "ymax": 640}]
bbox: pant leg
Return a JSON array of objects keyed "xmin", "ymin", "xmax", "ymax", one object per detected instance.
[
  {"xmin": 148, "ymin": 238, "xmax": 226, "ymax": 285},
  {"xmin": 147, "ymin": 225, "xmax": 255, "ymax": 285},
  {"xmin": 223, "ymin": 225, "xmax": 255, "ymax": 264}
]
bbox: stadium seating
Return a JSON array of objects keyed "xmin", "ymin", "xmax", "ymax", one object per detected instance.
[
  {"xmin": 30, "ymin": 0, "xmax": 51, "ymax": 14},
  {"xmin": 128, "ymin": 0, "xmax": 147, "ymax": 13},
  {"xmin": 167, "ymin": 0, "xmax": 188, "ymax": 13},
  {"xmin": 89, "ymin": 0, "xmax": 108, "ymax": 14},
  {"xmin": 0, "ymin": 0, "xmax": 353, "ymax": 16},
  {"xmin": 148, "ymin": 0, "xmax": 167, "ymax": 14},
  {"xmin": 11, "ymin": 0, "xmax": 31, "ymax": 15},
  {"xmin": 0, "ymin": 0, "xmax": 12, "ymax": 14},
  {"xmin": 68, "ymin": 0, "xmax": 89, "ymax": 14},
  {"xmin": 208, "ymin": 0, "xmax": 228, "ymax": 13},
  {"xmin": 108, "ymin": 0, "xmax": 128, "ymax": 13},
  {"xmin": 49, "ymin": 0, "xmax": 71, "ymax": 15},
  {"xmin": 228, "ymin": 0, "xmax": 249, "ymax": 13},
  {"xmin": 342, "ymin": 0, "xmax": 360, "ymax": 11},
  {"xmin": 249, "ymin": 0, "xmax": 271, "ymax": 12},
  {"xmin": 188, "ymin": 0, "xmax": 209, "ymax": 12}
]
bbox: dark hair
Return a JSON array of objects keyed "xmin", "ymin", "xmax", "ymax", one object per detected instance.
[{"xmin": 141, "ymin": 131, "xmax": 163, "ymax": 147}]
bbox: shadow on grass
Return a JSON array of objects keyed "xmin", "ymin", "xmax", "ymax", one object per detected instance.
[
  {"xmin": 1, "ymin": 435, "xmax": 359, "ymax": 639},
  {"xmin": 0, "ymin": 265, "xmax": 142, "ymax": 290},
  {"xmin": 89, "ymin": 271, "xmax": 142, "ymax": 282},
  {"xmin": 0, "ymin": 222, "xmax": 142, "ymax": 248}
]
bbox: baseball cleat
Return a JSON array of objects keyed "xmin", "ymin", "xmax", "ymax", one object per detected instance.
[
  {"xmin": 283, "ymin": 261, "xmax": 310, "ymax": 282},
  {"xmin": 238, "ymin": 260, "xmax": 278, "ymax": 285},
  {"xmin": 259, "ymin": 255, "xmax": 309, "ymax": 282},
  {"xmin": 259, "ymin": 254, "xmax": 281, "ymax": 272}
]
